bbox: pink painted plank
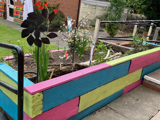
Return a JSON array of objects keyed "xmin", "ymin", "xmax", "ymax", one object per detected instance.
[
  {"xmin": 128, "ymin": 51, "xmax": 160, "ymax": 73},
  {"xmin": 123, "ymin": 80, "xmax": 142, "ymax": 94},
  {"xmin": 24, "ymin": 97, "xmax": 79, "ymax": 120},
  {"xmin": 24, "ymin": 63, "xmax": 111, "ymax": 95},
  {"xmin": 3, "ymin": 50, "xmax": 63, "ymax": 60}
]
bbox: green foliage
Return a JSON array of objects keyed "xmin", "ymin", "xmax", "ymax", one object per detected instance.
[
  {"xmin": 68, "ymin": 29, "xmax": 92, "ymax": 59},
  {"xmin": 127, "ymin": 0, "xmax": 160, "ymax": 20},
  {"xmin": 93, "ymin": 41, "xmax": 111, "ymax": 65},
  {"xmin": 125, "ymin": 36, "xmax": 149, "ymax": 55},
  {"xmin": 33, "ymin": 44, "xmax": 50, "ymax": 82},
  {"xmin": 106, "ymin": 0, "xmax": 126, "ymax": 37}
]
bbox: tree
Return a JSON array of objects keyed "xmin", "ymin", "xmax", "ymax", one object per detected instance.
[
  {"xmin": 127, "ymin": 0, "xmax": 160, "ymax": 20},
  {"xmin": 106, "ymin": 0, "xmax": 126, "ymax": 37}
]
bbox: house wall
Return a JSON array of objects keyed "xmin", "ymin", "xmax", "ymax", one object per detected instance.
[{"xmin": 1, "ymin": 47, "xmax": 160, "ymax": 120}]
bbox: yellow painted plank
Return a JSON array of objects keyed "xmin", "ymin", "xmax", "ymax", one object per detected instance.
[
  {"xmin": 0, "ymin": 71, "xmax": 17, "ymax": 88},
  {"xmin": 0, "ymin": 87, "xmax": 43, "ymax": 118},
  {"xmin": 79, "ymin": 69, "xmax": 142, "ymax": 112},
  {"xmin": 107, "ymin": 47, "xmax": 160, "ymax": 66}
]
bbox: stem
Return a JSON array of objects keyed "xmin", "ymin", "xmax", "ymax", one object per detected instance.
[
  {"xmin": 37, "ymin": 47, "xmax": 39, "ymax": 83},
  {"xmin": 72, "ymin": 28, "xmax": 77, "ymax": 63}
]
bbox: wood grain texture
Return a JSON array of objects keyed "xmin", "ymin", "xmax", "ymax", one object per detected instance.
[
  {"xmin": 24, "ymin": 97, "xmax": 79, "ymax": 120},
  {"xmin": 24, "ymin": 63, "xmax": 111, "ymax": 95},
  {"xmin": 68, "ymin": 89, "xmax": 123, "ymax": 120},
  {"xmin": 0, "ymin": 86, "xmax": 43, "ymax": 118},
  {"xmin": 0, "ymin": 63, "xmax": 34, "ymax": 87},
  {"xmin": 0, "ymin": 90, "xmax": 17, "ymax": 120},
  {"xmin": 123, "ymin": 80, "xmax": 142, "ymax": 94},
  {"xmin": 78, "ymin": 69, "xmax": 142, "ymax": 112},
  {"xmin": 128, "ymin": 51, "xmax": 160, "ymax": 73},
  {"xmin": 141, "ymin": 61, "xmax": 160, "ymax": 79},
  {"xmin": 107, "ymin": 47, "xmax": 160, "ymax": 66},
  {"xmin": 42, "ymin": 61, "xmax": 130, "ymax": 112}
]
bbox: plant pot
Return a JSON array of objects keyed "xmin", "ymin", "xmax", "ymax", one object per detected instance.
[{"xmin": 24, "ymin": 71, "xmax": 37, "ymax": 83}]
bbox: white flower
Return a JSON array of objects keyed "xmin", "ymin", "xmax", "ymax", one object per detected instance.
[{"xmin": 17, "ymin": 40, "xmax": 20, "ymax": 42}]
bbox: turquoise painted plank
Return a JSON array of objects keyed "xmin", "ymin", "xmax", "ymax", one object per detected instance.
[
  {"xmin": 0, "ymin": 63, "xmax": 34, "ymax": 87},
  {"xmin": 141, "ymin": 61, "xmax": 160, "ymax": 79},
  {"xmin": 68, "ymin": 89, "xmax": 123, "ymax": 120},
  {"xmin": 43, "ymin": 61, "xmax": 130, "ymax": 112},
  {"xmin": 0, "ymin": 90, "xmax": 17, "ymax": 120}
]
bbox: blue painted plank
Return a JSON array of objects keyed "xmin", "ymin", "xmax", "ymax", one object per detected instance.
[
  {"xmin": 0, "ymin": 90, "xmax": 17, "ymax": 120},
  {"xmin": 43, "ymin": 61, "xmax": 130, "ymax": 112},
  {"xmin": 0, "ymin": 63, "xmax": 34, "ymax": 87},
  {"xmin": 68, "ymin": 89, "xmax": 123, "ymax": 120},
  {"xmin": 141, "ymin": 61, "xmax": 160, "ymax": 79}
]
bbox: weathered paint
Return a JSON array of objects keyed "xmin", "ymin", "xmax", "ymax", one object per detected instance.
[
  {"xmin": 128, "ymin": 51, "xmax": 160, "ymax": 73},
  {"xmin": 107, "ymin": 47, "xmax": 160, "ymax": 66},
  {"xmin": 68, "ymin": 89, "xmax": 123, "ymax": 120},
  {"xmin": 25, "ymin": 63, "xmax": 111, "ymax": 95},
  {"xmin": 24, "ymin": 97, "xmax": 79, "ymax": 120},
  {"xmin": 42, "ymin": 61, "xmax": 130, "ymax": 112},
  {"xmin": 79, "ymin": 69, "xmax": 142, "ymax": 112},
  {"xmin": 123, "ymin": 79, "xmax": 142, "ymax": 94}
]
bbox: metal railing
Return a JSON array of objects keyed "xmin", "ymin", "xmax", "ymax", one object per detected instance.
[{"xmin": 0, "ymin": 42, "xmax": 24, "ymax": 120}]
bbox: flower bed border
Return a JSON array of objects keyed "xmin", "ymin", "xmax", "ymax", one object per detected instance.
[{"xmin": 1, "ymin": 47, "xmax": 160, "ymax": 120}]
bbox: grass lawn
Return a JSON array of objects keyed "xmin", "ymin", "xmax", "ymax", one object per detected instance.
[{"xmin": 0, "ymin": 23, "xmax": 59, "ymax": 58}]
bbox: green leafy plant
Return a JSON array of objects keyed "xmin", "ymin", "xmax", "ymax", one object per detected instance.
[
  {"xmin": 68, "ymin": 29, "xmax": 92, "ymax": 59},
  {"xmin": 21, "ymin": 4, "xmax": 58, "ymax": 82},
  {"xmin": 106, "ymin": 0, "xmax": 126, "ymax": 37},
  {"xmin": 125, "ymin": 36, "xmax": 149, "ymax": 55},
  {"xmin": 93, "ymin": 41, "xmax": 111, "ymax": 65}
]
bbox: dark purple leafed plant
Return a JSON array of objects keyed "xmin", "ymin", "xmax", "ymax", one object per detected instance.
[{"xmin": 21, "ymin": 8, "xmax": 58, "ymax": 82}]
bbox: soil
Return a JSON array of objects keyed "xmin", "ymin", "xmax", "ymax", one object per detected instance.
[{"xmin": 7, "ymin": 50, "xmax": 91, "ymax": 79}]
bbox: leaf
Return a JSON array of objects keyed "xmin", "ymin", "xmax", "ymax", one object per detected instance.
[
  {"xmin": 34, "ymin": 38, "xmax": 42, "ymax": 47},
  {"xmin": 47, "ymin": 33, "xmax": 57, "ymax": 38},
  {"xmin": 28, "ymin": 25, "xmax": 35, "ymax": 33},
  {"xmin": 42, "ymin": 9, "xmax": 48, "ymax": 19},
  {"xmin": 41, "ymin": 38, "xmax": 50, "ymax": 44},
  {"xmin": 34, "ymin": 29, "xmax": 40, "ymax": 39},
  {"xmin": 27, "ymin": 35, "xmax": 34, "ymax": 46},
  {"xmin": 21, "ymin": 29, "xmax": 30, "ymax": 38},
  {"xmin": 49, "ymin": 26, "xmax": 60, "ymax": 32},
  {"xmin": 21, "ymin": 20, "xmax": 31, "ymax": 28},
  {"xmin": 49, "ymin": 12, "xmax": 55, "ymax": 22},
  {"xmin": 36, "ymin": 15, "xmax": 43, "ymax": 26},
  {"xmin": 39, "ymin": 25, "xmax": 47, "ymax": 32},
  {"xmin": 28, "ymin": 12, "xmax": 38, "ymax": 20}
]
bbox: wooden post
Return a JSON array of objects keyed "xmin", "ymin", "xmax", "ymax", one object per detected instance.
[
  {"xmin": 153, "ymin": 27, "xmax": 160, "ymax": 40},
  {"xmin": 93, "ymin": 19, "xmax": 101, "ymax": 44},
  {"xmin": 132, "ymin": 24, "xmax": 138, "ymax": 37},
  {"xmin": 147, "ymin": 23, "xmax": 154, "ymax": 40}
]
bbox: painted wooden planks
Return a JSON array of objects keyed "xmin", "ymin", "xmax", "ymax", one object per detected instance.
[
  {"xmin": 68, "ymin": 89, "xmax": 123, "ymax": 120},
  {"xmin": 107, "ymin": 47, "xmax": 160, "ymax": 66},
  {"xmin": 0, "ymin": 90, "xmax": 17, "ymax": 120},
  {"xmin": 42, "ymin": 61, "xmax": 130, "ymax": 112},
  {"xmin": 123, "ymin": 80, "xmax": 142, "ymax": 94},
  {"xmin": 79, "ymin": 69, "xmax": 142, "ymax": 112},
  {"xmin": 0, "ymin": 63, "xmax": 34, "ymax": 87},
  {"xmin": 24, "ymin": 97, "xmax": 79, "ymax": 120},
  {"xmin": 128, "ymin": 51, "xmax": 160, "ymax": 73},
  {"xmin": 0, "ymin": 86, "xmax": 43, "ymax": 118},
  {"xmin": 25, "ymin": 63, "xmax": 111, "ymax": 95},
  {"xmin": 141, "ymin": 61, "xmax": 160, "ymax": 79}
]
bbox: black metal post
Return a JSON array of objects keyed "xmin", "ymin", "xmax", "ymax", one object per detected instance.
[
  {"xmin": 76, "ymin": 0, "xmax": 81, "ymax": 27},
  {"xmin": 37, "ymin": 47, "xmax": 39, "ymax": 83},
  {"xmin": 0, "ymin": 42, "xmax": 24, "ymax": 120}
]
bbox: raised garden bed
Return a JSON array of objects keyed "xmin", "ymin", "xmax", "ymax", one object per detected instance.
[{"xmin": 1, "ymin": 44, "xmax": 160, "ymax": 120}]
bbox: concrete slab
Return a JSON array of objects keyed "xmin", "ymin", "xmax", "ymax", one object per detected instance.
[
  {"xmin": 146, "ymin": 69, "xmax": 160, "ymax": 81},
  {"xmin": 151, "ymin": 111, "xmax": 160, "ymax": 120},
  {"xmin": 84, "ymin": 86, "xmax": 160, "ymax": 120},
  {"xmin": 127, "ymin": 86, "xmax": 160, "ymax": 109},
  {"xmin": 83, "ymin": 106, "xmax": 130, "ymax": 120}
]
